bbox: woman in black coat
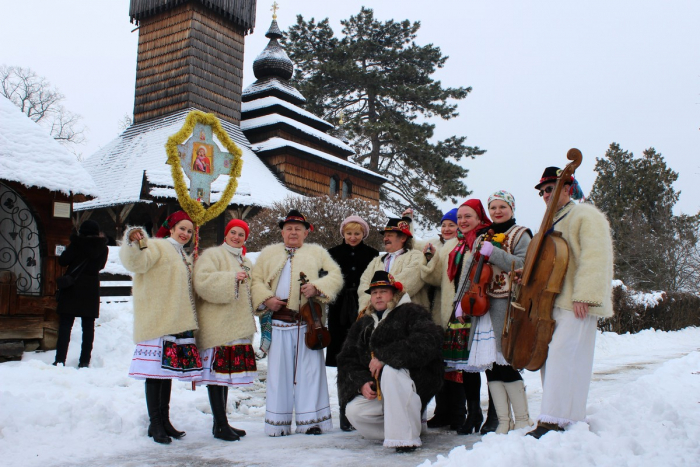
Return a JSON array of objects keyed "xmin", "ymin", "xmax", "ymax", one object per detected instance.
[
  {"xmin": 326, "ymin": 216, "xmax": 379, "ymax": 367},
  {"xmin": 327, "ymin": 215, "xmax": 379, "ymax": 431},
  {"xmin": 53, "ymin": 220, "xmax": 108, "ymax": 368}
]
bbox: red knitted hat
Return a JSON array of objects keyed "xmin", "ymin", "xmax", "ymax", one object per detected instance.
[
  {"xmin": 224, "ymin": 219, "xmax": 250, "ymax": 240},
  {"xmin": 156, "ymin": 211, "xmax": 193, "ymax": 238}
]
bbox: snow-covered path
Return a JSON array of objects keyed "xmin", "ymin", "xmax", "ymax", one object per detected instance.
[{"xmin": 1, "ymin": 300, "xmax": 699, "ymax": 467}]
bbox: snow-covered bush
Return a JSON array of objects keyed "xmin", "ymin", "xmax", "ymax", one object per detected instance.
[
  {"xmin": 599, "ymin": 282, "xmax": 700, "ymax": 333},
  {"xmin": 245, "ymin": 196, "xmax": 388, "ymax": 251}
]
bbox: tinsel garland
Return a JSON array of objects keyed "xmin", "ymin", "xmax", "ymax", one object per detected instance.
[{"xmin": 165, "ymin": 110, "xmax": 244, "ymax": 226}]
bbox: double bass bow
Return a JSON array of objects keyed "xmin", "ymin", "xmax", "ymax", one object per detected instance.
[
  {"xmin": 502, "ymin": 148, "xmax": 582, "ymax": 371},
  {"xmin": 299, "ymin": 272, "xmax": 331, "ymax": 350}
]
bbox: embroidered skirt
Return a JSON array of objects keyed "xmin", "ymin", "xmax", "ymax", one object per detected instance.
[
  {"xmin": 442, "ymin": 320, "xmax": 471, "ymax": 369},
  {"xmin": 458, "ymin": 312, "xmax": 509, "ymax": 372},
  {"xmin": 197, "ymin": 338, "xmax": 257, "ymax": 387},
  {"xmin": 128, "ymin": 331, "xmax": 203, "ymax": 381}
]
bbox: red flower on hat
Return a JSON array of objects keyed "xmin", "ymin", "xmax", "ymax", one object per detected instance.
[{"xmin": 388, "ymin": 273, "xmax": 404, "ymax": 292}]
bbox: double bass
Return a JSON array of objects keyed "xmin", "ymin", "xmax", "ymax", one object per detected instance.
[
  {"xmin": 501, "ymin": 148, "xmax": 582, "ymax": 371},
  {"xmin": 299, "ymin": 272, "xmax": 331, "ymax": 350}
]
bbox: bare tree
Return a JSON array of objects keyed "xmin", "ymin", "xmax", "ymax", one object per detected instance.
[
  {"xmin": 1, "ymin": 65, "xmax": 87, "ymax": 154},
  {"xmin": 117, "ymin": 113, "xmax": 132, "ymax": 133}
]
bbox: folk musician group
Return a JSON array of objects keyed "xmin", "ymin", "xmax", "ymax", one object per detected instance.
[{"xmin": 115, "ymin": 163, "xmax": 614, "ymax": 453}]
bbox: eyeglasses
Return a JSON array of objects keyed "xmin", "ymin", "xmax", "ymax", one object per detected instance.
[{"xmin": 538, "ymin": 186, "xmax": 555, "ymax": 197}]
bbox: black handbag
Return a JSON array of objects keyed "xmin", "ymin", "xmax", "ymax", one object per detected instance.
[{"xmin": 56, "ymin": 259, "xmax": 89, "ymax": 291}]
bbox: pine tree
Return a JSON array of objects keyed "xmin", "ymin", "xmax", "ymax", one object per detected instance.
[
  {"xmin": 282, "ymin": 7, "xmax": 485, "ymax": 225},
  {"xmin": 590, "ymin": 143, "xmax": 699, "ymax": 291}
]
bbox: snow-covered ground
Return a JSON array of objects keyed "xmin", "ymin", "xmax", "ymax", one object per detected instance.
[{"xmin": 1, "ymin": 299, "xmax": 699, "ymax": 467}]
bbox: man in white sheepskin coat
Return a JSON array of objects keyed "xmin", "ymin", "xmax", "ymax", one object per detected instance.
[
  {"xmin": 527, "ymin": 166, "xmax": 614, "ymax": 439},
  {"xmin": 251, "ymin": 209, "xmax": 343, "ymax": 437}
]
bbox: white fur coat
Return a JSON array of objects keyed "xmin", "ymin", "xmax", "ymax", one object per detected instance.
[
  {"xmin": 251, "ymin": 242, "xmax": 343, "ymax": 318},
  {"xmin": 193, "ymin": 245, "xmax": 257, "ymax": 350},
  {"xmin": 357, "ymin": 249, "xmax": 429, "ymax": 311},
  {"xmin": 119, "ymin": 230, "xmax": 198, "ymax": 343},
  {"xmin": 552, "ymin": 202, "xmax": 614, "ymax": 317},
  {"xmin": 419, "ymin": 237, "xmax": 465, "ymax": 328}
]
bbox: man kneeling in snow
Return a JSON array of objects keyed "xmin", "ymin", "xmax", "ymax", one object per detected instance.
[{"xmin": 337, "ymin": 271, "xmax": 443, "ymax": 453}]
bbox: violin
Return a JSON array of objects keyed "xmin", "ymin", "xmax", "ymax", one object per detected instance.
[
  {"xmin": 299, "ymin": 272, "xmax": 331, "ymax": 350},
  {"xmin": 460, "ymin": 230, "xmax": 495, "ymax": 318}
]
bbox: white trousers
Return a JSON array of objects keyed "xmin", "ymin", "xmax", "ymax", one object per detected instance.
[
  {"xmin": 264, "ymin": 321, "xmax": 332, "ymax": 436},
  {"xmin": 346, "ymin": 366, "xmax": 422, "ymax": 448},
  {"xmin": 539, "ymin": 307, "xmax": 598, "ymax": 426}
]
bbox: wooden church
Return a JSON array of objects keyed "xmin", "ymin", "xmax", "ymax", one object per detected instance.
[{"xmin": 76, "ymin": 0, "xmax": 386, "ymax": 244}]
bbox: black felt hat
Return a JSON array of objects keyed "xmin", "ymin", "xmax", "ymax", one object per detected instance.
[
  {"xmin": 364, "ymin": 270, "xmax": 403, "ymax": 294},
  {"xmin": 535, "ymin": 166, "xmax": 573, "ymax": 190},
  {"xmin": 380, "ymin": 216, "xmax": 412, "ymax": 238},
  {"xmin": 279, "ymin": 209, "xmax": 313, "ymax": 231}
]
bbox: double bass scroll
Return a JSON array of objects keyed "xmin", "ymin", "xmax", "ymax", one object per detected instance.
[{"xmin": 502, "ymin": 148, "xmax": 582, "ymax": 371}]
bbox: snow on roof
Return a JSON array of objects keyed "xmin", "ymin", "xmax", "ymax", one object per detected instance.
[
  {"xmin": 0, "ymin": 95, "xmax": 98, "ymax": 196},
  {"xmin": 243, "ymin": 77, "xmax": 306, "ymax": 103},
  {"xmin": 76, "ymin": 109, "xmax": 293, "ymax": 211},
  {"xmin": 253, "ymin": 137, "xmax": 387, "ymax": 182},
  {"xmin": 242, "ymin": 96, "xmax": 332, "ymax": 130},
  {"xmin": 241, "ymin": 114, "xmax": 354, "ymax": 155}
]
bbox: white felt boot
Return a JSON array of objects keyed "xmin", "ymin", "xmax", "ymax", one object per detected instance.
[
  {"xmin": 504, "ymin": 380, "xmax": 534, "ymax": 429},
  {"xmin": 488, "ymin": 381, "xmax": 512, "ymax": 434}
]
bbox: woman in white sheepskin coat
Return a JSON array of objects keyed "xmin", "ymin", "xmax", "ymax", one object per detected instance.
[
  {"xmin": 120, "ymin": 211, "xmax": 201, "ymax": 445},
  {"xmin": 194, "ymin": 219, "xmax": 257, "ymax": 442}
]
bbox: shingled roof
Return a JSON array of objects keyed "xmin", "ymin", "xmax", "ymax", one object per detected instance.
[
  {"xmin": 76, "ymin": 109, "xmax": 293, "ymax": 211},
  {"xmin": 0, "ymin": 96, "xmax": 98, "ymax": 196}
]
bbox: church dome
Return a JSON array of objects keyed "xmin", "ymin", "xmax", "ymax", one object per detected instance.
[{"xmin": 252, "ymin": 20, "xmax": 294, "ymax": 81}]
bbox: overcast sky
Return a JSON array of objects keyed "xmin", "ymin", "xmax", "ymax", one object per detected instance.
[{"xmin": 2, "ymin": 0, "xmax": 699, "ymax": 231}]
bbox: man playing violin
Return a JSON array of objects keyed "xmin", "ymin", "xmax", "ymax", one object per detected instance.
[
  {"xmin": 526, "ymin": 167, "xmax": 614, "ymax": 438},
  {"xmin": 337, "ymin": 271, "xmax": 443, "ymax": 452},
  {"xmin": 251, "ymin": 209, "xmax": 343, "ymax": 436}
]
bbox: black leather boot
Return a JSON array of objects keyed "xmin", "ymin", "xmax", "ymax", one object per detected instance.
[
  {"xmin": 480, "ymin": 389, "xmax": 498, "ymax": 434},
  {"xmin": 339, "ymin": 405, "xmax": 355, "ymax": 432},
  {"xmin": 208, "ymin": 385, "xmax": 240, "ymax": 441},
  {"xmin": 448, "ymin": 380, "xmax": 467, "ymax": 430},
  {"xmin": 427, "ymin": 382, "xmax": 450, "ymax": 428},
  {"xmin": 223, "ymin": 386, "xmax": 246, "ymax": 437},
  {"xmin": 456, "ymin": 399, "xmax": 483, "ymax": 435},
  {"xmin": 145, "ymin": 379, "xmax": 172, "ymax": 444},
  {"xmin": 160, "ymin": 379, "xmax": 185, "ymax": 439}
]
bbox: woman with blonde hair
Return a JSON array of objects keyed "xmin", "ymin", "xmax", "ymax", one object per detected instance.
[
  {"xmin": 194, "ymin": 219, "xmax": 257, "ymax": 441},
  {"xmin": 121, "ymin": 211, "xmax": 202, "ymax": 445},
  {"xmin": 327, "ymin": 215, "xmax": 379, "ymax": 431}
]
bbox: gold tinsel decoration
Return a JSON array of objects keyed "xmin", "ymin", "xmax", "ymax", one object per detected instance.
[{"xmin": 165, "ymin": 110, "xmax": 244, "ymax": 226}]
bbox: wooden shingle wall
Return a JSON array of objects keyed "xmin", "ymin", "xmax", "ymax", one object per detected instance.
[
  {"xmin": 134, "ymin": 2, "xmax": 245, "ymax": 124},
  {"xmin": 263, "ymin": 154, "xmax": 381, "ymax": 204}
]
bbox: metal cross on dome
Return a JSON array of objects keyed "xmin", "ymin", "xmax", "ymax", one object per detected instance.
[{"xmin": 176, "ymin": 122, "xmax": 234, "ymax": 204}]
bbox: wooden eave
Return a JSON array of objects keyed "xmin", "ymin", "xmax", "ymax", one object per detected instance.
[
  {"xmin": 241, "ymin": 105, "xmax": 333, "ymax": 132},
  {"xmin": 129, "ymin": 0, "xmax": 256, "ymax": 34},
  {"xmin": 244, "ymin": 121, "xmax": 354, "ymax": 157},
  {"xmin": 256, "ymin": 145, "xmax": 386, "ymax": 185},
  {"xmin": 241, "ymin": 86, "xmax": 306, "ymax": 106}
]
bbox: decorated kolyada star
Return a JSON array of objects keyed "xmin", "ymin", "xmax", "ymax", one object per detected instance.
[{"xmin": 174, "ymin": 122, "xmax": 235, "ymax": 204}]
